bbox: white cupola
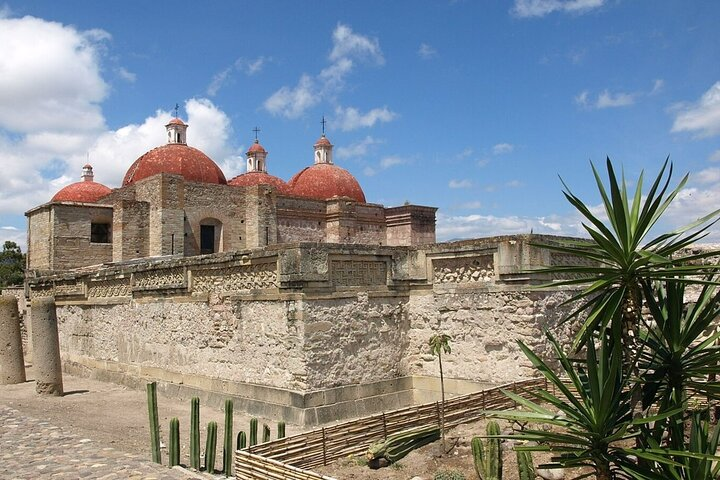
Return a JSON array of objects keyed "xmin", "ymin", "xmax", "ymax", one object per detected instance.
[{"xmin": 166, "ymin": 118, "xmax": 188, "ymax": 145}]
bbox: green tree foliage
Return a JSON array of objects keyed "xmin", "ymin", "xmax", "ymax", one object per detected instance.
[{"xmin": 0, "ymin": 241, "xmax": 24, "ymax": 287}]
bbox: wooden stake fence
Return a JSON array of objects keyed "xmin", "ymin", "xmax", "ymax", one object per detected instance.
[{"xmin": 236, "ymin": 377, "xmax": 546, "ymax": 478}]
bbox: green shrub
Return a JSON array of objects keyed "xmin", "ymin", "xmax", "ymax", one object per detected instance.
[{"xmin": 433, "ymin": 468, "xmax": 466, "ymax": 480}]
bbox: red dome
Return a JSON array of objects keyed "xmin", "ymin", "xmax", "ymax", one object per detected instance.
[
  {"xmin": 247, "ymin": 141, "xmax": 267, "ymax": 154},
  {"xmin": 123, "ymin": 144, "xmax": 227, "ymax": 186},
  {"xmin": 52, "ymin": 180, "xmax": 112, "ymax": 203},
  {"xmin": 288, "ymin": 163, "xmax": 366, "ymax": 203},
  {"xmin": 228, "ymin": 172, "xmax": 288, "ymax": 193},
  {"xmin": 167, "ymin": 118, "xmax": 186, "ymax": 126}
]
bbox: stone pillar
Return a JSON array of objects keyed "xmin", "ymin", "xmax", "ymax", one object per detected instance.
[
  {"xmin": 30, "ymin": 297, "xmax": 63, "ymax": 395},
  {"xmin": 0, "ymin": 295, "xmax": 26, "ymax": 384}
]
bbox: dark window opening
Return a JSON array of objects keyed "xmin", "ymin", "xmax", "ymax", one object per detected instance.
[
  {"xmin": 91, "ymin": 223, "xmax": 111, "ymax": 243},
  {"xmin": 200, "ymin": 225, "xmax": 215, "ymax": 254}
]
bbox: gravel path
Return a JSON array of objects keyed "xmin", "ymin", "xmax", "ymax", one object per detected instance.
[{"xmin": 0, "ymin": 406, "xmax": 204, "ymax": 480}]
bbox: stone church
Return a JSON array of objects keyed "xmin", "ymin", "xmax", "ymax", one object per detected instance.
[{"xmin": 25, "ymin": 118, "xmax": 437, "ymax": 273}]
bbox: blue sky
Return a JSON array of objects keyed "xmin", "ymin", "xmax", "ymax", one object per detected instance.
[{"xmin": 1, "ymin": 1, "xmax": 720, "ymax": 251}]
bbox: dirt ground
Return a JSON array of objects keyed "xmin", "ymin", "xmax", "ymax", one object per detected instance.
[
  {"xmin": 1, "ymin": 368, "xmax": 577, "ymax": 479},
  {"xmin": 0, "ymin": 367, "xmax": 290, "ymax": 470}
]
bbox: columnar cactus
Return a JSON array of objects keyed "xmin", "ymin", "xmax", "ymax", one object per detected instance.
[
  {"xmin": 249, "ymin": 418, "xmax": 258, "ymax": 446},
  {"xmin": 146, "ymin": 382, "xmax": 161, "ymax": 464},
  {"xmin": 169, "ymin": 417, "xmax": 180, "ymax": 467},
  {"xmin": 263, "ymin": 423, "xmax": 271, "ymax": 443},
  {"xmin": 205, "ymin": 421, "xmax": 218, "ymax": 473},
  {"xmin": 277, "ymin": 421, "xmax": 286, "ymax": 439},
  {"xmin": 471, "ymin": 420, "xmax": 502, "ymax": 480},
  {"xmin": 190, "ymin": 397, "xmax": 200, "ymax": 470},
  {"xmin": 516, "ymin": 450, "xmax": 535, "ymax": 480},
  {"xmin": 223, "ymin": 399, "xmax": 233, "ymax": 477},
  {"xmin": 237, "ymin": 431, "xmax": 247, "ymax": 450}
]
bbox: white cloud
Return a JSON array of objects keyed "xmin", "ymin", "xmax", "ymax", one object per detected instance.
[
  {"xmin": 575, "ymin": 90, "xmax": 590, "ymax": 107},
  {"xmin": 492, "ymin": 143, "xmax": 514, "ymax": 155},
  {"xmin": 0, "ymin": 15, "xmax": 109, "ymax": 133},
  {"xmin": 709, "ymin": 150, "xmax": 720, "ymax": 162},
  {"xmin": 380, "ymin": 156, "xmax": 407, "ymax": 169},
  {"xmin": 457, "ymin": 201, "xmax": 483, "ymax": 210},
  {"xmin": 596, "ymin": 90, "xmax": 635, "ymax": 108},
  {"xmin": 418, "ymin": 43, "xmax": 437, "ymax": 59},
  {"xmin": 263, "ymin": 74, "xmax": 318, "ymax": 119},
  {"xmin": 436, "ymin": 211, "xmax": 587, "ymax": 241},
  {"xmin": 506, "ymin": 180, "xmax": 524, "ymax": 188},
  {"xmin": 116, "ymin": 67, "xmax": 136, "ymax": 83},
  {"xmin": 449, "ymin": 179, "xmax": 473, "ymax": 189},
  {"xmin": 650, "ymin": 79, "xmax": 664, "ymax": 95},
  {"xmin": 512, "ymin": 0, "xmax": 605, "ymax": 18},
  {"xmin": 336, "ymin": 136, "xmax": 382, "ymax": 159},
  {"xmin": 329, "ymin": 24, "xmax": 384, "ymax": 65},
  {"xmin": 671, "ymin": 81, "xmax": 720, "ymax": 138},
  {"xmin": 334, "ymin": 106, "xmax": 397, "ymax": 131},
  {"xmin": 264, "ymin": 24, "xmax": 386, "ymax": 119},
  {"xmin": 0, "ymin": 226, "xmax": 25, "ymax": 251},
  {"xmin": 695, "ymin": 167, "xmax": 720, "ymax": 185},
  {"xmin": 207, "ymin": 56, "xmax": 269, "ymax": 97},
  {"xmin": 457, "ymin": 147, "xmax": 474, "ymax": 159}
]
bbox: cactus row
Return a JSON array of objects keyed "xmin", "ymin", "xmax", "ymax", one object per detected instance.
[
  {"xmin": 237, "ymin": 430, "xmax": 247, "ymax": 450},
  {"xmin": 190, "ymin": 397, "xmax": 200, "ymax": 470},
  {"xmin": 205, "ymin": 421, "xmax": 218, "ymax": 473},
  {"xmin": 249, "ymin": 417, "xmax": 258, "ymax": 446},
  {"xmin": 146, "ymin": 382, "xmax": 161, "ymax": 464},
  {"xmin": 263, "ymin": 423, "xmax": 271, "ymax": 443},
  {"xmin": 472, "ymin": 420, "xmax": 502, "ymax": 480},
  {"xmin": 169, "ymin": 417, "xmax": 180, "ymax": 467},
  {"xmin": 223, "ymin": 399, "xmax": 233, "ymax": 477}
]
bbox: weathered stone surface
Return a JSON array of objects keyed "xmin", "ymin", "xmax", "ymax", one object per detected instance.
[
  {"xmin": 31, "ymin": 297, "xmax": 63, "ymax": 395},
  {"xmin": 0, "ymin": 295, "xmax": 25, "ymax": 384}
]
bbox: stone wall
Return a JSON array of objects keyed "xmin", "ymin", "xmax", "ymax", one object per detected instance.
[{"xmin": 27, "ymin": 235, "xmax": 588, "ymax": 424}]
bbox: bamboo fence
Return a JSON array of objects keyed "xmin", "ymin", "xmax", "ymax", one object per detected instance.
[{"xmin": 235, "ymin": 377, "xmax": 547, "ymax": 479}]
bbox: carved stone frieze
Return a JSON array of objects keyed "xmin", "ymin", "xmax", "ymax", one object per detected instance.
[
  {"xmin": 192, "ymin": 263, "xmax": 277, "ymax": 293},
  {"xmin": 54, "ymin": 281, "xmax": 83, "ymax": 296},
  {"xmin": 87, "ymin": 278, "xmax": 132, "ymax": 297},
  {"xmin": 134, "ymin": 267, "xmax": 185, "ymax": 289},
  {"xmin": 433, "ymin": 255, "xmax": 494, "ymax": 284},
  {"xmin": 331, "ymin": 260, "xmax": 387, "ymax": 286}
]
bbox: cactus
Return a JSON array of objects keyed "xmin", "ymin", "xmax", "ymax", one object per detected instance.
[
  {"xmin": 146, "ymin": 382, "xmax": 161, "ymax": 464},
  {"xmin": 249, "ymin": 417, "xmax": 258, "ymax": 446},
  {"xmin": 169, "ymin": 417, "xmax": 180, "ymax": 467},
  {"xmin": 237, "ymin": 431, "xmax": 247, "ymax": 450},
  {"xmin": 223, "ymin": 399, "xmax": 233, "ymax": 477},
  {"xmin": 205, "ymin": 421, "xmax": 217, "ymax": 473},
  {"xmin": 190, "ymin": 397, "xmax": 200, "ymax": 470},
  {"xmin": 471, "ymin": 421, "xmax": 502, "ymax": 480},
  {"xmin": 367, "ymin": 425, "xmax": 440, "ymax": 463},
  {"xmin": 516, "ymin": 450, "xmax": 535, "ymax": 480},
  {"xmin": 277, "ymin": 421, "xmax": 286, "ymax": 439},
  {"xmin": 263, "ymin": 423, "xmax": 271, "ymax": 443}
]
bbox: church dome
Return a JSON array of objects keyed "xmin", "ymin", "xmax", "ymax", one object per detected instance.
[
  {"xmin": 52, "ymin": 164, "xmax": 112, "ymax": 203},
  {"xmin": 228, "ymin": 172, "xmax": 288, "ymax": 193},
  {"xmin": 288, "ymin": 163, "xmax": 366, "ymax": 203},
  {"xmin": 122, "ymin": 144, "xmax": 227, "ymax": 186},
  {"xmin": 122, "ymin": 118, "xmax": 227, "ymax": 186}
]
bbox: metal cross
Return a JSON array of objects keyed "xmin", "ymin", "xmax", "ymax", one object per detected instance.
[
  {"xmin": 174, "ymin": 103, "xmax": 180, "ymax": 118},
  {"xmin": 320, "ymin": 115, "xmax": 327, "ymax": 134},
  {"xmin": 253, "ymin": 126, "xmax": 261, "ymax": 140}
]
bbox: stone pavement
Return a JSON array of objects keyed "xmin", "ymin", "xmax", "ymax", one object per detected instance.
[{"xmin": 0, "ymin": 406, "xmax": 206, "ymax": 480}]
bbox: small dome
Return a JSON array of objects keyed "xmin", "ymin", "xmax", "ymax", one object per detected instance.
[
  {"xmin": 167, "ymin": 117, "xmax": 186, "ymax": 126},
  {"xmin": 314, "ymin": 135, "xmax": 332, "ymax": 147},
  {"xmin": 228, "ymin": 172, "xmax": 288, "ymax": 193},
  {"xmin": 123, "ymin": 144, "xmax": 227, "ymax": 186},
  {"xmin": 247, "ymin": 140, "xmax": 267, "ymax": 154},
  {"xmin": 288, "ymin": 163, "xmax": 366, "ymax": 203},
  {"xmin": 52, "ymin": 165, "xmax": 111, "ymax": 203}
]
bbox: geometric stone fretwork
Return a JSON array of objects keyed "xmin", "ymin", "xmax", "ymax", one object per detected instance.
[
  {"xmin": 54, "ymin": 281, "xmax": 83, "ymax": 297},
  {"xmin": 134, "ymin": 267, "xmax": 185, "ymax": 289},
  {"xmin": 192, "ymin": 263, "xmax": 277, "ymax": 293},
  {"xmin": 331, "ymin": 260, "xmax": 387, "ymax": 286},
  {"xmin": 87, "ymin": 278, "xmax": 132, "ymax": 297},
  {"xmin": 549, "ymin": 252, "xmax": 596, "ymax": 280},
  {"xmin": 433, "ymin": 254, "xmax": 494, "ymax": 284}
]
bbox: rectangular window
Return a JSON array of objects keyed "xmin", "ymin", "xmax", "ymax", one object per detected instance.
[{"xmin": 91, "ymin": 223, "xmax": 111, "ymax": 243}]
